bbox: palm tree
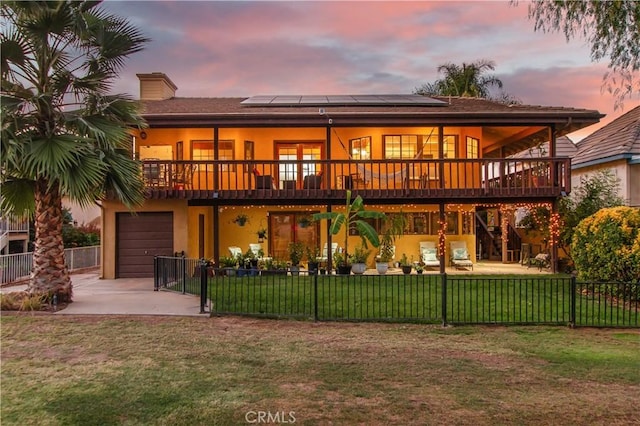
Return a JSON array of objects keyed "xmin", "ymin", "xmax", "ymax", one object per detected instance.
[
  {"xmin": 1, "ymin": 1, "xmax": 149, "ymax": 301},
  {"xmin": 414, "ymin": 59, "xmax": 504, "ymax": 98}
]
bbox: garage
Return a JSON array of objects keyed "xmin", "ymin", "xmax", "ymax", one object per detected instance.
[{"xmin": 116, "ymin": 212, "xmax": 174, "ymax": 278}]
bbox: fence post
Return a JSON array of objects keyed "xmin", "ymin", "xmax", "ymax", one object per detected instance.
[
  {"xmin": 153, "ymin": 256, "xmax": 159, "ymax": 291},
  {"xmin": 569, "ymin": 276, "xmax": 576, "ymax": 328},
  {"xmin": 313, "ymin": 272, "xmax": 318, "ymax": 321},
  {"xmin": 182, "ymin": 255, "xmax": 187, "ymax": 294},
  {"xmin": 199, "ymin": 258, "xmax": 208, "ymax": 314},
  {"xmin": 441, "ymin": 273, "xmax": 447, "ymax": 326}
]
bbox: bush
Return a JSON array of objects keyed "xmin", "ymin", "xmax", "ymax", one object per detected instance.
[{"xmin": 572, "ymin": 206, "xmax": 640, "ymax": 282}]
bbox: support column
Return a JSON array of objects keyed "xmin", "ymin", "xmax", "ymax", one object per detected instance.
[
  {"xmin": 439, "ymin": 203, "xmax": 446, "ymax": 273},
  {"xmin": 501, "ymin": 206, "xmax": 508, "ymax": 263},
  {"xmin": 213, "ymin": 205, "xmax": 219, "ymax": 266},
  {"xmin": 213, "ymin": 127, "xmax": 219, "ymax": 190},
  {"xmin": 326, "ymin": 204, "xmax": 333, "ymax": 271},
  {"xmin": 551, "ymin": 200, "xmax": 559, "ymax": 273}
]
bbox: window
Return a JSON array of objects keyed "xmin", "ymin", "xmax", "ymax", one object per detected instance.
[
  {"xmin": 429, "ymin": 212, "xmax": 459, "ymax": 235},
  {"xmin": 384, "ymin": 135, "xmax": 418, "ymax": 159},
  {"xmin": 466, "ymin": 136, "xmax": 479, "ymax": 159},
  {"xmin": 192, "ymin": 140, "xmax": 235, "ymax": 171},
  {"xmin": 421, "ymin": 134, "xmax": 458, "ymax": 159},
  {"xmin": 462, "ymin": 212, "xmax": 475, "ymax": 234},
  {"xmin": 218, "ymin": 140, "xmax": 235, "ymax": 171},
  {"xmin": 350, "ymin": 136, "xmax": 371, "ymax": 160}
]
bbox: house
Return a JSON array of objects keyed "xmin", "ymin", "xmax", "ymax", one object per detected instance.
[
  {"xmin": 100, "ymin": 72, "xmax": 602, "ymax": 278},
  {"xmin": 572, "ymin": 106, "xmax": 640, "ymax": 207}
]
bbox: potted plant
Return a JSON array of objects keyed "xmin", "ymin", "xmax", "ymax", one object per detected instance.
[
  {"xmin": 349, "ymin": 244, "xmax": 370, "ymax": 274},
  {"xmin": 274, "ymin": 259, "xmax": 288, "ymax": 276},
  {"xmin": 415, "ymin": 263, "xmax": 424, "ymax": 274},
  {"xmin": 306, "ymin": 245, "xmax": 320, "ymax": 275},
  {"xmin": 288, "ymin": 241, "xmax": 304, "ymax": 275},
  {"xmin": 400, "ymin": 253, "xmax": 412, "ymax": 274},
  {"xmin": 233, "ymin": 213, "xmax": 249, "ymax": 226},
  {"xmin": 313, "ymin": 190, "xmax": 385, "ymax": 272},
  {"xmin": 243, "ymin": 248, "xmax": 258, "ymax": 275},
  {"xmin": 219, "ymin": 255, "xmax": 238, "ymax": 276},
  {"xmin": 332, "ymin": 251, "xmax": 350, "ymax": 275},
  {"xmin": 256, "ymin": 227, "xmax": 267, "ymax": 242},
  {"xmin": 376, "ymin": 213, "xmax": 407, "ymax": 274},
  {"xmin": 297, "ymin": 216, "xmax": 312, "ymax": 229}
]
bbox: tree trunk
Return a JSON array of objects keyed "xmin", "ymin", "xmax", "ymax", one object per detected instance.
[{"xmin": 28, "ymin": 179, "xmax": 72, "ymax": 301}]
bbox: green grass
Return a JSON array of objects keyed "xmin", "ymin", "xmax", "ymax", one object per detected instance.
[
  {"xmin": 1, "ymin": 315, "xmax": 638, "ymax": 425},
  {"xmin": 167, "ymin": 274, "xmax": 640, "ymax": 326}
]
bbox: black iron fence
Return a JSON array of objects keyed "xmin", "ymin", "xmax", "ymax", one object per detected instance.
[{"xmin": 155, "ymin": 257, "xmax": 639, "ymax": 328}]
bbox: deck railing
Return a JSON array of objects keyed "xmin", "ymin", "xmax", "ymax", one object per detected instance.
[{"xmin": 141, "ymin": 158, "xmax": 571, "ymax": 199}]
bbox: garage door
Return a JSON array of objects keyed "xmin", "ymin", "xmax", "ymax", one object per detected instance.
[{"xmin": 116, "ymin": 212, "xmax": 174, "ymax": 278}]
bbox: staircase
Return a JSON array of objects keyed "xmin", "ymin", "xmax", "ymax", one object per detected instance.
[{"xmin": 475, "ymin": 211, "xmax": 523, "ymax": 262}]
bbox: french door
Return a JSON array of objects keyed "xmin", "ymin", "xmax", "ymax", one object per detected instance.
[
  {"xmin": 269, "ymin": 212, "xmax": 319, "ymax": 261},
  {"xmin": 275, "ymin": 142, "xmax": 323, "ymax": 189}
]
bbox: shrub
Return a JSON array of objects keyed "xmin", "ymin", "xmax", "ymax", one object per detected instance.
[{"xmin": 572, "ymin": 206, "xmax": 640, "ymax": 282}]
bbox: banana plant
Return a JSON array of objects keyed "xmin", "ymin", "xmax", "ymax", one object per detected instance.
[{"xmin": 313, "ymin": 190, "xmax": 386, "ymax": 265}]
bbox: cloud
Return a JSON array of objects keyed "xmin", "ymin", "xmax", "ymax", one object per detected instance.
[{"xmin": 102, "ymin": 0, "xmax": 639, "ymax": 140}]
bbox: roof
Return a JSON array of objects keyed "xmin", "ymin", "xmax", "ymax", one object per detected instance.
[
  {"xmin": 138, "ymin": 95, "xmax": 603, "ymax": 157},
  {"xmin": 510, "ymin": 136, "xmax": 578, "ymax": 158},
  {"xmin": 140, "ymin": 95, "xmax": 601, "ymax": 127},
  {"xmin": 573, "ymin": 106, "xmax": 640, "ymax": 168}
]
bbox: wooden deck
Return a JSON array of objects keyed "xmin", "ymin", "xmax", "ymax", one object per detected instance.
[{"xmin": 142, "ymin": 158, "xmax": 571, "ymax": 204}]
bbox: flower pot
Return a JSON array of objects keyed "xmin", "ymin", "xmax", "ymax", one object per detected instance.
[
  {"xmin": 351, "ymin": 263, "xmax": 366, "ymax": 275},
  {"xmin": 401, "ymin": 265, "xmax": 412, "ymax": 274},
  {"xmin": 337, "ymin": 265, "xmax": 352, "ymax": 275},
  {"xmin": 308, "ymin": 261, "xmax": 319, "ymax": 275},
  {"xmin": 376, "ymin": 262, "xmax": 389, "ymax": 275},
  {"xmin": 290, "ymin": 265, "xmax": 300, "ymax": 276}
]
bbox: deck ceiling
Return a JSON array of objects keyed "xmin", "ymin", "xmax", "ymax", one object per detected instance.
[{"xmin": 483, "ymin": 126, "xmax": 551, "ymax": 158}]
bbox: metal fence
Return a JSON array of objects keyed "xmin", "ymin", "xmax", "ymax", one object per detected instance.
[
  {"xmin": 155, "ymin": 256, "xmax": 639, "ymax": 328},
  {"xmin": 0, "ymin": 246, "xmax": 101, "ymax": 284}
]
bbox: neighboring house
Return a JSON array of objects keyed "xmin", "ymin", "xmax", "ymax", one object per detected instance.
[
  {"xmin": 572, "ymin": 106, "xmax": 640, "ymax": 207},
  {"xmin": 101, "ymin": 72, "xmax": 602, "ymax": 278}
]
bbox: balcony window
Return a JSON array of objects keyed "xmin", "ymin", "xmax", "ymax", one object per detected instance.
[
  {"xmin": 350, "ymin": 136, "xmax": 371, "ymax": 160},
  {"xmin": 466, "ymin": 136, "xmax": 479, "ymax": 159},
  {"xmin": 384, "ymin": 135, "xmax": 418, "ymax": 159},
  {"xmin": 192, "ymin": 140, "xmax": 235, "ymax": 171}
]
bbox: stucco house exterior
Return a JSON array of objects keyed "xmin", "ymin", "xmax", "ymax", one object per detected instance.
[
  {"xmin": 571, "ymin": 106, "xmax": 640, "ymax": 207},
  {"xmin": 100, "ymin": 72, "xmax": 603, "ymax": 278}
]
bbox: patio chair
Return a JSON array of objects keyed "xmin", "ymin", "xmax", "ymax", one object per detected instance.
[
  {"xmin": 316, "ymin": 242, "xmax": 339, "ymax": 264},
  {"xmin": 249, "ymin": 243, "xmax": 272, "ymax": 262},
  {"xmin": 253, "ymin": 168, "xmax": 275, "ymax": 189},
  {"xmin": 419, "ymin": 241, "xmax": 440, "ymax": 268},
  {"xmin": 449, "ymin": 241, "xmax": 474, "ymax": 270},
  {"xmin": 303, "ymin": 172, "xmax": 323, "ymax": 189},
  {"xmin": 228, "ymin": 246, "xmax": 242, "ymax": 259}
]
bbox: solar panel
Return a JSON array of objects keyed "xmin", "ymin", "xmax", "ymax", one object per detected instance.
[{"xmin": 240, "ymin": 94, "xmax": 446, "ymax": 107}]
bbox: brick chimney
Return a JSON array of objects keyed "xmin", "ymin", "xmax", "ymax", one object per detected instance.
[{"xmin": 136, "ymin": 72, "xmax": 178, "ymax": 100}]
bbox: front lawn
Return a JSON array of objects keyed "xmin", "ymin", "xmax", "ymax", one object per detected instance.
[{"xmin": 1, "ymin": 315, "xmax": 638, "ymax": 425}]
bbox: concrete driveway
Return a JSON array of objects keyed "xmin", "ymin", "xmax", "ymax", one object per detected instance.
[{"xmin": 2, "ymin": 272, "xmax": 206, "ymax": 317}]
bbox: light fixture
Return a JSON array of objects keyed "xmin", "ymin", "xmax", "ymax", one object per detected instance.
[{"xmin": 140, "ymin": 131, "xmax": 147, "ymax": 139}]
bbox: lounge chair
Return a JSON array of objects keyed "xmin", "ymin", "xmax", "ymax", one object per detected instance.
[
  {"xmin": 228, "ymin": 246, "xmax": 242, "ymax": 259},
  {"xmin": 449, "ymin": 241, "xmax": 473, "ymax": 270},
  {"xmin": 249, "ymin": 243, "xmax": 272, "ymax": 262},
  {"xmin": 419, "ymin": 241, "xmax": 440, "ymax": 268},
  {"xmin": 316, "ymin": 242, "xmax": 339, "ymax": 264}
]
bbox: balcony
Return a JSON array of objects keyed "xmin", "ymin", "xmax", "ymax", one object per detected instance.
[{"xmin": 140, "ymin": 158, "xmax": 571, "ymax": 204}]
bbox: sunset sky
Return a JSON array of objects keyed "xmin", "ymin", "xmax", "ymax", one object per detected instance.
[{"xmin": 104, "ymin": 0, "xmax": 639, "ymax": 142}]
